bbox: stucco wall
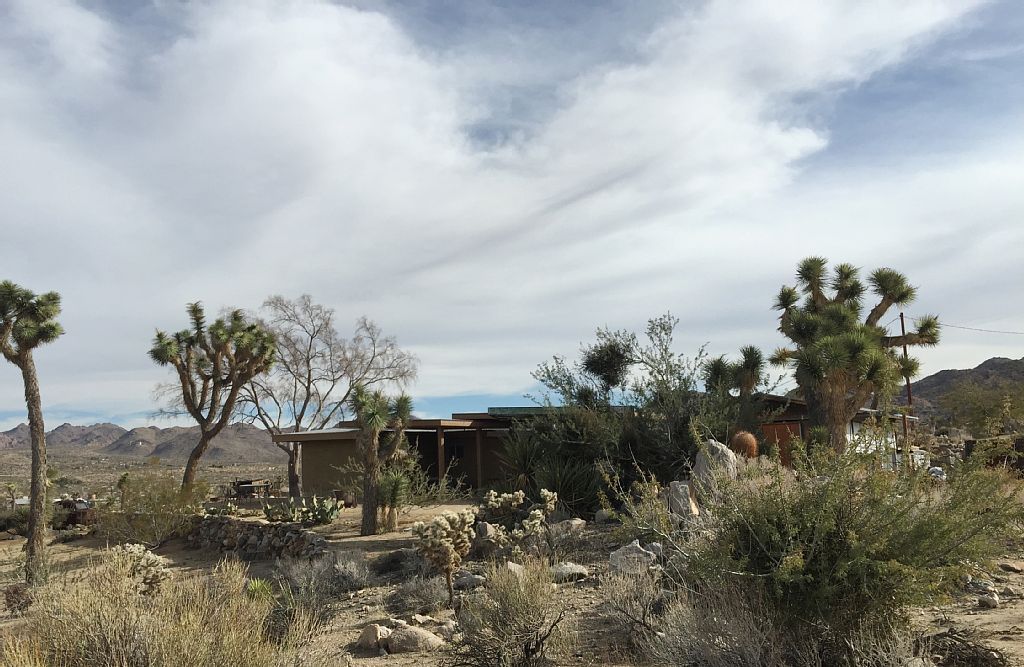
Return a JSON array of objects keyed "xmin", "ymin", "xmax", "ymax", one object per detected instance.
[{"xmin": 301, "ymin": 438, "xmax": 360, "ymax": 497}]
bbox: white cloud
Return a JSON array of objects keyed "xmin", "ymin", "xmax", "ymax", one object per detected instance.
[{"xmin": 1, "ymin": 0, "xmax": 1020, "ymax": 425}]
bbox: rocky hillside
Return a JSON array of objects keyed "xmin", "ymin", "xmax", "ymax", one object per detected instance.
[
  {"xmin": 908, "ymin": 356, "xmax": 1024, "ymax": 416},
  {"xmin": 1, "ymin": 421, "xmax": 284, "ymax": 462}
]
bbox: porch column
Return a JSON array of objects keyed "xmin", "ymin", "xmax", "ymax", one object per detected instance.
[
  {"xmin": 436, "ymin": 427, "xmax": 445, "ymax": 481},
  {"xmin": 475, "ymin": 428, "xmax": 483, "ymax": 488}
]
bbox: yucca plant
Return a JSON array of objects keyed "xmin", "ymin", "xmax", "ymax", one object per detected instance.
[
  {"xmin": 770, "ymin": 258, "xmax": 939, "ymax": 452},
  {"xmin": 349, "ymin": 385, "xmax": 412, "ymax": 535},
  {"xmin": 377, "ymin": 467, "xmax": 410, "ymax": 533}
]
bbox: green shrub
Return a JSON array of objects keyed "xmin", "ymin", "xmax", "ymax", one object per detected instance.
[
  {"xmin": 533, "ymin": 457, "xmax": 603, "ymax": 516},
  {"xmin": 262, "ymin": 496, "xmax": 340, "ymax": 526},
  {"xmin": 680, "ymin": 440, "xmax": 1024, "ymax": 662},
  {"xmin": 447, "ymin": 558, "xmax": 571, "ymax": 667},
  {"xmin": 0, "ymin": 507, "xmax": 29, "ymax": 535},
  {"xmin": 96, "ymin": 470, "xmax": 207, "ymax": 548}
]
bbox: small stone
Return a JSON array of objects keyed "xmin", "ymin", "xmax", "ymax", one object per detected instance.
[
  {"xmin": 436, "ymin": 620, "xmax": 458, "ymax": 640},
  {"xmin": 978, "ymin": 593, "xmax": 1000, "ymax": 609},
  {"xmin": 411, "ymin": 613, "xmax": 435, "ymax": 625},
  {"xmin": 549, "ymin": 518, "xmax": 587, "ymax": 539},
  {"xmin": 594, "ymin": 508, "xmax": 615, "ymax": 524},
  {"xmin": 384, "ymin": 625, "xmax": 444, "ymax": 653},
  {"xmin": 609, "ymin": 540, "xmax": 657, "ymax": 574},
  {"xmin": 357, "ymin": 624, "xmax": 391, "ymax": 649},
  {"xmin": 667, "ymin": 481, "xmax": 699, "ymax": 518},
  {"xmin": 453, "ymin": 573, "xmax": 486, "ymax": 590},
  {"xmin": 1001, "ymin": 586, "xmax": 1018, "ymax": 598},
  {"xmin": 552, "ymin": 562, "xmax": 589, "ymax": 583},
  {"xmin": 505, "ymin": 561, "xmax": 525, "ymax": 578},
  {"xmin": 999, "ymin": 562, "xmax": 1023, "ymax": 574}
]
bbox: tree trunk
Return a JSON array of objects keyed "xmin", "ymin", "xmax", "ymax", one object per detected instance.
[
  {"xmin": 360, "ymin": 465, "xmax": 379, "ymax": 536},
  {"xmin": 182, "ymin": 433, "xmax": 212, "ymax": 491},
  {"xmin": 20, "ymin": 355, "xmax": 48, "ymax": 585},
  {"xmin": 805, "ymin": 386, "xmax": 853, "ymax": 454},
  {"xmin": 287, "ymin": 445, "xmax": 302, "ymax": 500}
]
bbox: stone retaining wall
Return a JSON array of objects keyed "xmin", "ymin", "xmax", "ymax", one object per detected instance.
[{"xmin": 185, "ymin": 515, "xmax": 329, "ymax": 560}]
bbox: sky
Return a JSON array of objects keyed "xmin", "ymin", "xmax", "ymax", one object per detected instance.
[{"xmin": 1, "ymin": 0, "xmax": 1023, "ymax": 430}]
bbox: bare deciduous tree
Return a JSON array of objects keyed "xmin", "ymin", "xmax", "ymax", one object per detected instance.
[{"xmin": 236, "ymin": 295, "xmax": 417, "ymax": 500}]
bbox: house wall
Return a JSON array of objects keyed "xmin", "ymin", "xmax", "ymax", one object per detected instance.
[{"xmin": 300, "ymin": 439, "xmax": 360, "ymax": 497}]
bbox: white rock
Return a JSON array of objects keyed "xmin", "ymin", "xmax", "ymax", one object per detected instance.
[
  {"xmin": 356, "ymin": 624, "xmax": 391, "ymax": 650},
  {"xmin": 453, "ymin": 573, "xmax": 486, "ymax": 590},
  {"xmin": 551, "ymin": 562, "xmax": 589, "ymax": 583},
  {"xmin": 667, "ymin": 481, "xmax": 700, "ymax": 518},
  {"xmin": 411, "ymin": 613, "xmax": 435, "ymax": 625},
  {"xmin": 436, "ymin": 620, "xmax": 458, "ymax": 640},
  {"xmin": 692, "ymin": 439, "xmax": 738, "ymax": 501},
  {"xmin": 505, "ymin": 561, "xmax": 525, "ymax": 578},
  {"xmin": 609, "ymin": 539, "xmax": 657, "ymax": 574},
  {"xmin": 384, "ymin": 625, "xmax": 444, "ymax": 653}
]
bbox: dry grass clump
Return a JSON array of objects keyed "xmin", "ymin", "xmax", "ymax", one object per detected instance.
[
  {"xmin": 446, "ymin": 558, "xmax": 572, "ymax": 667},
  {"xmin": 0, "ymin": 552, "xmax": 316, "ymax": 667},
  {"xmin": 276, "ymin": 551, "xmax": 374, "ymax": 622},
  {"xmin": 389, "ymin": 575, "xmax": 450, "ymax": 615}
]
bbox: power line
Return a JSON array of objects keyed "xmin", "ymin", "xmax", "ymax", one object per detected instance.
[{"xmin": 939, "ymin": 323, "xmax": 1024, "ymax": 336}]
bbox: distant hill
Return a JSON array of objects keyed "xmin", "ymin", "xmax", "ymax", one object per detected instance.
[
  {"xmin": 1, "ymin": 421, "xmax": 285, "ymax": 463},
  {"xmin": 908, "ymin": 356, "xmax": 1024, "ymax": 418}
]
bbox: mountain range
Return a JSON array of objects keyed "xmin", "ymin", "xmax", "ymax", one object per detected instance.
[
  {"xmin": 0, "ymin": 421, "xmax": 286, "ymax": 462},
  {"xmin": 908, "ymin": 356, "xmax": 1024, "ymax": 417}
]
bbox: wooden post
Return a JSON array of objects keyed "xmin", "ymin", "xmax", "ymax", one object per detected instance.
[
  {"xmin": 436, "ymin": 427, "xmax": 445, "ymax": 482},
  {"xmin": 475, "ymin": 428, "xmax": 483, "ymax": 488}
]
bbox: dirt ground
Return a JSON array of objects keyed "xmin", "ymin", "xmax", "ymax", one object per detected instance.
[{"xmin": 3, "ymin": 506, "xmax": 1024, "ymax": 666}]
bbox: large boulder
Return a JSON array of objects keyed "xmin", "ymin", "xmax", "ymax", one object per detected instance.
[
  {"xmin": 385, "ymin": 625, "xmax": 444, "ymax": 653},
  {"xmin": 692, "ymin": 438, "xmax": 738, "ymax": 502},
  {"xmin": 609, "ymin": 540, "xmax": 657, "ymax": 575}
]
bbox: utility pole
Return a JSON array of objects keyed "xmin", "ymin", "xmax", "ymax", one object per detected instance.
[{"xmin": 899, "ymin": 312, "xmax": 914, "ymax": 466}]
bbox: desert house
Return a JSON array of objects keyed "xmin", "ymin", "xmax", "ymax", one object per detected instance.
[{"xmin": 276, "ymin": 401, "xmax": 915, "ymax": 497}]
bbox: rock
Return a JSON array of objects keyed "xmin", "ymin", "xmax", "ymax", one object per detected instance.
[
  {"xmin": 978, "ymin": 593, "xmax": 1000, "ymax": 609},
  {"xmin": 384, "ymin": 625, "xmax": 444, "ymax": 653},
  {"xmin": 357, "ymin": 624, "xmax": 391, "ymax": 649},
  {"xmin": 411, "ymin": 613, "xmax": 435, "ymax": 625},
  {"xmin": 668, "ymin": 481, "xmax": 700, "ymax": 518},
  {"xmin": 549, "ymin": 518, "xmax": 587, "ymax": 539},
  {"xmin": 692, "ymin": 439, "xmax": 738, "ymax": 501},
  {"xmin": 645, "ymin": 542, "xmax": 664, "ymax": 561},
  {"xmin": 551, "ymin": 562, "xmax": 589, "ymax": 583},
  {"xmin": 999, "ymin": 562, "xmax": 1023, "ymax": 574},
  {"xmin": 609, "ymin": 540, "xmax": 657, "ymax": 574},
  {"xmin": 594, "ymin": 509, "xmax": 615, "ymax": 524},
  {"xmin": 436, "ymin": 620, "xmax": 458, "ymax": 640},
  {"xmin": 505, "ymin": 561, "xmax": 525, "ymax": 578},
  {"xmin": 475, "ymin": 522, "xmax": 500, "ymax": 540},
  {"xmin": 970, "ymin": 580, "xmax": 998, "ymax": 595},
  {"xmin": 1001, "ymin": 586, "xmax": 1018, "ymax": 598},
  {"xmin": 453, "ymin": 573, "xmax": 486, "ymax": 590}
]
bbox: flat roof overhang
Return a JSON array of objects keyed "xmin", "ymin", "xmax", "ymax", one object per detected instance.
[{"xmin": 271, "ymin": 418, "xmax": 506, "ymax": 443}]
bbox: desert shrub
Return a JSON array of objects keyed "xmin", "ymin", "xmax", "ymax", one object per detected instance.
[
  {"xmin": 677, "ymin": 439, "xmax": 1024, "ymax": 663},
  {"xmin": 389, "ymin": 575, "xmax": 450, "ymax": 614},
  {"xmin": 3, "ymin": 582, "xmax": 32, "ymax": 616},
  {"xmin": 0, "ymin": 507, "xmax": 29, "ymax": 535},
  {"xmin": 446, "ymin": 558, "xmax": 571, "ymax": 667},
  {"xmin": 598, "ymin": 570, "xmax": 667, "ymax": 640},
  {"xmin": 96, "ymin": 470, "xmax": 207, "ymax": 547},
  {"xmin": 413, "ymin": 508, "xmax": 476, "ymax": 606},
  {"xmin": 532, "ymin": 457, "xmax": 603, "ymax": 516},
  {"xmin": 0, "ymin": 555, "xmax": 316, "ymax": 666},
  {"xmin": 373, "ymin": 547, "xmax": 428, "ymax": 579},
  {"xmin": 276, "ymin": 552, "xmax": 374, "ymax": 622}
]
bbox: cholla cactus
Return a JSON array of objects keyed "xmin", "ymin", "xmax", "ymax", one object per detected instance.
[
  {"xmin": 412, "ymin": 508, "xmax": 477, "ymax": 606},
  {"xmin": 111, "ymin": 543, "xmax": 171, "ymax": 596}
]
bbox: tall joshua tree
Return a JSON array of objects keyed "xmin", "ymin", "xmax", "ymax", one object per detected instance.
[
  {"xmin": 0, "ymin": 281, "xmax": 63, "ymax": 584},
  {"xmin": 349, "ymin": 385, "xmax": 412, "ymax": 536},
  {"xmin": 770, "ymin": 257, "xmax": 939, "ymax": 453},
  {"xmin": 150, "ymin": 303, "xmax": 276, "ymax": 490}
]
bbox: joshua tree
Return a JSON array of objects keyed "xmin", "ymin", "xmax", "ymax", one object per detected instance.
[
  {"xmin": 150, "ymin": 303, "xmax": 276, "ymax": 490},
  {"xmin": 704, "ymin": 345, "xmax": 765, "ymax": 399},
  {"xmin": 236, "ymin": 295, "xmax": 416, "ymax": 500},
  {"xmin": 770, "ymin": 257, "xmax": 939, "ymax": 453},
  {"xmin": 5, "ymin": 483, "xmax": 17, "ymax": 511},
  {"xmin": 349, "ymin": 385, "xmax": 412, "ymax": 536},
  {"xmin": 0, "ymin": 281, "xmax": 63, "ymax": 584}
]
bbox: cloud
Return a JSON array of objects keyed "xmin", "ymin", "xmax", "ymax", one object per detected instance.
[{"xmin": 0, "ymin": 0, "xmax": 1020, "ymax": 426}]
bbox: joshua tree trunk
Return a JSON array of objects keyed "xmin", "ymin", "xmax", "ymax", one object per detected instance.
[
  {"xmin": 806, "ymin": 386, "xmax": 853, "ymax": 454},
  {"xmin": 286, "ymin": 446, "xmax": 303, "ymax": 500},
  {"xmin": 182, "ymin": 434, "xmax": 212, "ymax": 490},
  {"xmin": 361, "ymin": 466, "xmax": 380, "ymax": 536},
  {"xmin": 21, "ymin": 355, "xmax": 48, "ymax": 585}
]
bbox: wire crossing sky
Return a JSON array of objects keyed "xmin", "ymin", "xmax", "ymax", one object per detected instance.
[{"xmin": 1, "ymin": 0, "xmax": 1023, "ymax": 428}]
